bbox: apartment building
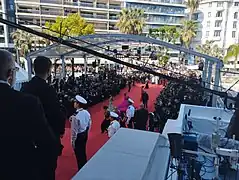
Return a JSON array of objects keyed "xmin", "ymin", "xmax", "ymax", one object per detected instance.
[
  {"xmin": 14, "ymin": 0, "xmax": 186, "ymax": 33},
  {"xmin": 0, "ymin": 0, "xmax": 15, "ymax": 49},
  {"xmin": 192, "ymin": 0, "xmax": 239, "ymax": 65},
  {"xmin": 192, "ymin": 0, "xmax": 239, "ymax": 68}
]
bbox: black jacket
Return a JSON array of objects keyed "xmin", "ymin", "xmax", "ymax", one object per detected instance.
[
  {"xmin": 0, "ymin": 83, "xmax": 58, "ymax": 179},
  {"xmin": 21, "ymin": 76, "xmax": 65, "ymax": 137},
  {"xmin": 142, "ymin": 92, "xmax": 149, "ymax": 102},
  {"xmin": 134, "ymin": 108, "xmax": 149, "ymax": 130}
]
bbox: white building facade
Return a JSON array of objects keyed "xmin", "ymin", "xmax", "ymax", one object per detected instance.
[
  {"xmin": 13, "ymin": 0, "xmax": 186, "ymax": 33},
  {"xmin": 0, "ymin": 0, "xmax": 15, "ymax": 49},
  {"xmin": 193, "ymin": 0, "xmax": 239, "ymax": 67}
]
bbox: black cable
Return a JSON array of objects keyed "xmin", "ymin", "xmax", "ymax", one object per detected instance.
[
  {"xmin": 1, "ymin": 12, "xmax": 224, "ymax": 75},
  {"xmin": 2, "ymin": 17, "xmax": 239, "ymax": 103},
  {"xmin": 166, "ymin": 170, "xmax": 177, "ymax": 179},
  {"xmin": 2, "ymin": 11, "xmax": 227, "ymax": 94}
]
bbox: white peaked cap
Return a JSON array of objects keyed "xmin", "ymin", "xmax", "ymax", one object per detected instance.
[
  {"xmin": 110, "ymin": 111, "xmax": 119, "ymax": 118},
  {"xmin": 75, "ymin": 95, "xmax": 87, "ymax": 104},
  {"xmin": 128, "ymin": 98, "xmax": 134, "ymax": 104}
]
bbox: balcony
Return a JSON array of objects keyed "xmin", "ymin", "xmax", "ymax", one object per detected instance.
[
  {"xmin": 214, "ymin": 26, "xmax": 222, "ymax": 30},
  {"xmin": 109, "ymin": 5, "xmax": 121, "ymax": 10},
  {"xmin": 96, "ymin": 4, "xmax": 107, "ymax": 8},
  {"xmin": 18, "ymin": 9, "xmax": 40, "ymax": 14},
  {"xmin": 81, "ymin": 14, "xmax": 107, "ymax": 19},
  {"xmin": 80, "ymin": 2, "xmax": 94, "ymax": 7},
  {"xmin": 215, "ymin": 16, "xmax": 223, "ymax": 20},
  {"xmin": 212, "ymin": 36, "xmax": 221, "ymax": 41},
  {"xmin": 41, "ymin": 10, "xmax": 63, "ymax": 16},
  {"xmin": 109, "ymin": 16, "xmax": 118, "ymax": 20},
  {"xmin": 40, "ymin": 0, "xmax": 62, "ymax": 4},
  {"xmin": 64, "ymin": 1, "xmax": 79, "ymax": 6}
]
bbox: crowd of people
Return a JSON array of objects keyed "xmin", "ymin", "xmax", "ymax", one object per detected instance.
[
  {"xmin": 51, "ymin": 69, "xmax": 128, "ymax": 118},
  {"xmin": 154, "ymin": 72, "xmax": 207, "ymax": 132},
  {"xmin": 0, "ymin": 48, "xmax": 211, "ymax": 180}
]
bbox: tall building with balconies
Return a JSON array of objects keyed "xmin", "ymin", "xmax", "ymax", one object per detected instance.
[
  {"xmin": 14, "ymin": 0, "xmax": 186, "ymax": 34},
  {"xmin": 0, "ymin": 0, "xmax": 15, "ymax": 49},
  {"xmin": 193, "ymin": 0, "xmax": 239, "ymax": 50},
  {"xmin": 125, "ymin": 0, "xmax": 186, "ymax": 32},
  {"xmin": 191, "ymin": 0, "xmax": 239, "ymax": 68}
]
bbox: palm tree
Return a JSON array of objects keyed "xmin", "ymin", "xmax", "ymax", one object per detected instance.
[
  {"xmin": 149, "ymin": 26, "xmax": 180, "ymax": 66},
  {"xmin": 180, "ymin": 20, "xmax": 198, "ymax": 48},
  {"xmin": 196, "ymin": 40, "xmax": 224, "ymax": 59},
  {"xmin": 185, "ymin": 0, "xmax": 200, "ymax": 20},
  {"xmin": 224, "ymin": 44, "xmax": 239, "ymax": 69},
  {"xmin": 11, "ymin": 30, "xmax": 34, "ymax": 58},
  {"xmin": 116, "ymin": 8, "xmax": 146, "ymax": 35}
]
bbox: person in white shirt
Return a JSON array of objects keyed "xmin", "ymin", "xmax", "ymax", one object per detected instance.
[
  {"xmin": 126, "ymin": 98, "xmax": 135, "ymax": 128},
  {"xmin": 70, "ymin": 95, "xmax": 91, "ymax": 170},
  {"xmin": 108, "ymin": 112, "xmax": 120, "ymax": 138}
]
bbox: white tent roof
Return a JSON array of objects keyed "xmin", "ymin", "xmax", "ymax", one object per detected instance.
[{"xmin": 15, "ymin": 62, "xmax": 28, "ymax": 83}]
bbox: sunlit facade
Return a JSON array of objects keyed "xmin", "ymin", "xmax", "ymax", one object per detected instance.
[
  {"xmin": 191, "ymin": 0, "xmax": 239, "ymax": 68},
  {"xmin": 14, "ymin": 0, "xmax": 186, "ymax": 34},
  {"xmin": 0, "ymin": 0, "xmax": 15, "ymax": 49},
  {"xmin": 125, "ymin": 0, "xmax": 186, "ymax": 32}
]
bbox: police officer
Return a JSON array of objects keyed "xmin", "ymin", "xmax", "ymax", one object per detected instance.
[
  {"xmin": 108, "ymin": 112, "xmax": 121, "ymax": 138},
  {"xmin": 126, "ymin": 98, "xmax": 135, "ymax": 128},
  {"xmin": 70, "ymin": 95, "xmax": 91, "ymax": 170}
]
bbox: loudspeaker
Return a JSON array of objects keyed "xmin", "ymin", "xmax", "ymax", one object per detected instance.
[{"xmin": 168, "ymin": 133, "xmax": 183, "ymax": 160}]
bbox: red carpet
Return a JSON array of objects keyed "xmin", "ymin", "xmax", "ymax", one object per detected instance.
[{"xmin": 56, "ymin": 84, "xmax": 164, "ymax": 180}]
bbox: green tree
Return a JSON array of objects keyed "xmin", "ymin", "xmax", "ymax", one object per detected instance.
[
  {"xmin": 45, "ymin": 13, "xmax": 95, "ymax": 38},
  {"xmin": 224, "ymin": 44, "xmax": 239, "ymax": 69},
  {"xmin": 185, "ymin": 0, "xmax": 200, "ymax": 20},
  {"xmin": 11, "ymin": 30, "xmax": 34, "ymax": 58},
  {"xmin": 180, "ymin": 20, "xmax": 198, "ymax": 48},
  {"xmin": 116, "ymin": 8, "xmax": 146, "ymax": 35},
  {"xmin": 149, "ymin": 26, "xmax": 180, "ymax": 66},
  {"xmin": 196, "ymin": 40, "xmax": 224, "ymax": 59},
  {"xmin": 11, "ymin": 30, "xmax": 50, "ymax": 60}
]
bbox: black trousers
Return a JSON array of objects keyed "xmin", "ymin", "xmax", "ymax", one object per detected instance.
[
  {"xmin": 40, "ymin": 155, "xmax": 58, "ymax": 180},
  {"xmin": 128, "ymin": 85, "xmax": 131, "ymax": 92},
  {"xmin": 127, "ymin": 119, "xmax": 134, "ymax": 128},
  {"xmin": 101, "ymin": 119, "xmax": 110, "ymax": 133},
  {"xmin": 143, "ymin": 101, "xmax": 148, "ymax": 108},
  {"xmin": 74, "ymin": 132, "xmax": 88, "ymax": 170}
]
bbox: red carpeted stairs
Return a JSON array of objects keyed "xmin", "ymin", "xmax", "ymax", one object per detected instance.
[{"xmin": 56, "ymin": 84, "xmax": 164, "ymax": 180}]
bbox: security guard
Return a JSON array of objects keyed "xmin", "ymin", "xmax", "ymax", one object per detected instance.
[
  {"xmin": 126, "ymin": 98, "xmax": 135, "ymax": 128},
  {"xmin": 70, "ymin": 95, "xmax": 91, "ymax": 170},
  {"xmin": 108, "ymin": 112, "xmax": 120, "ymax": 138}
]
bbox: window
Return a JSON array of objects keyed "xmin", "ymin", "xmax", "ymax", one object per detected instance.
[
  {"xmin": 232, "ymin": 31, "xmax": 236, "ymax": 38},
  {"xmin": 234, "ymin": 12, "xmax": 238, "ymax": 19},
  {"xmin": 216, "ymin": 11, "xmax": 223, "ymax": 17},
  {"xmin": 209, "ymin": 2, "xmax": 212, "ymax": 7},
  {"xmin": 208, "ymin": 12, "xmax": 211, "ymax": 17},
  {"xmin": 215, "ymin": 20, "xmax": 222, "ymax": 27},
  {"xmin": 207, "ymin": 21, "xmax": 210, "ymax": 27},
  {"xmin": 206, "ymin": 31, "xmax": 209, "ymax": 37},
  {"xmin": 235, "ymin": 2, "xmax": 239, "ymax": 6},
  {"xmin": 233, "ymin": 21, "xmax": 237, "ymax": 28},
  {"xmin": 217, "ymin": 2, "xmax": 223, "ymax": 7},
  {"xmin": 214, "ymin": 30, "xmax": 221, "ymax": 37}
]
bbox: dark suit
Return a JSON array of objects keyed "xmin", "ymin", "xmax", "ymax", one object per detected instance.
[
  {"xmin": 0, "ymin": 83, "xmax": 58, "ymax": 180},
  {"xmin": 21, "ymin": 76, "xmax": 65, "ymax": 180},
  {"xmin": 134, "ymin": 108, "xmax": 149, "ymax": 130},
  {"xmin": 142, "ymin": 92, "xmax": 149, "ymax": 108}
]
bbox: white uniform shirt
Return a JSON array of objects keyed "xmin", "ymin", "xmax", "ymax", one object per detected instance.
[
  {"xmin": 108, "ymin": 120, "xmax": 120, "ymax": 138},
  {"xmin": 71, "ymin": 108, "xmax": 91, "ymax": 146},
  {"xmin": 126, "ymin": 105, "xmax": 135, "ymax": 124}
]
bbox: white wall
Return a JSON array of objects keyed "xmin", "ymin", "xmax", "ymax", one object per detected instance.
[{"xmin": 193, "ymin": 0, "xmax": 239, "ymax": 52}]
